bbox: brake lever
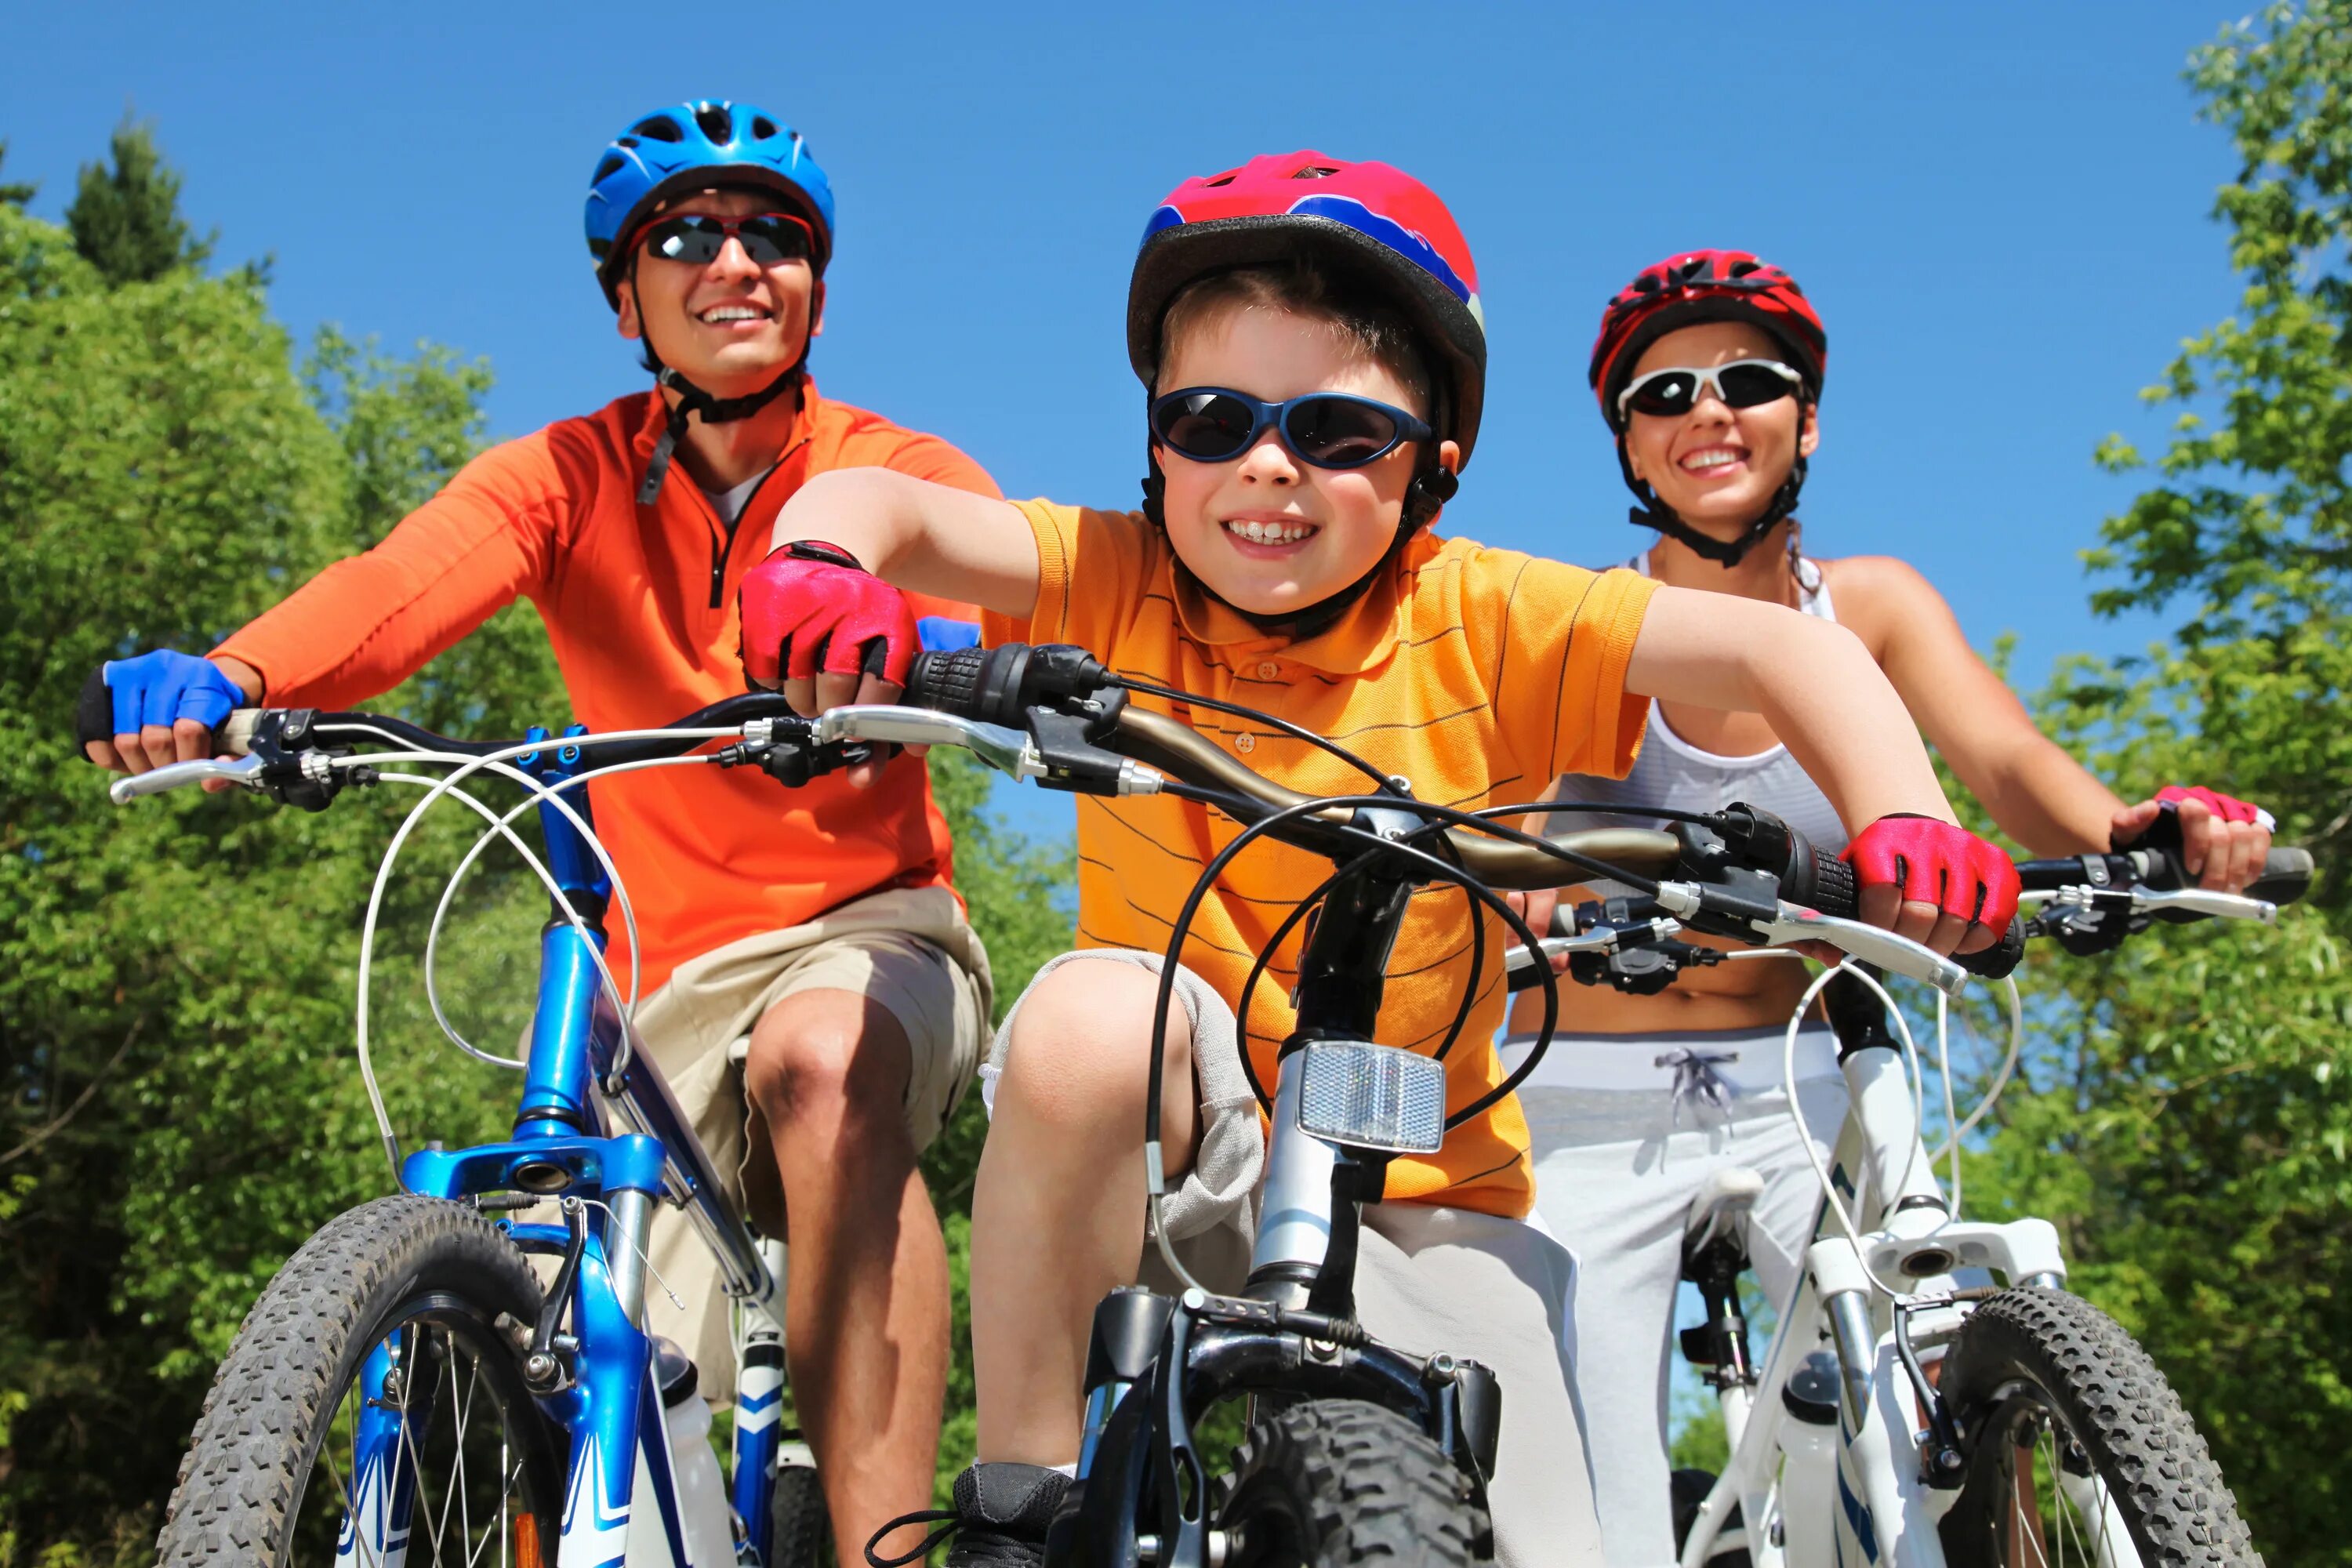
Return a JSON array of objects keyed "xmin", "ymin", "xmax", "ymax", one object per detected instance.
[
  {"xmin": 1501, "ymin": 918, "xmax": 1684, "ymax": 977},
  {"xmin": 108, "ymin": 753, "xmax": 270, "ymax": 804},
  {"xmin": 2129, "ymin": 887, "xmax": 2278, "ymax": 922},
  {"xmin": 811, "ymin": 705, "xmax": 1041, "ymax": 779},
  {"xmin": 1653, "ymin": 880, "xmax": 1970, "ymax": 996}
]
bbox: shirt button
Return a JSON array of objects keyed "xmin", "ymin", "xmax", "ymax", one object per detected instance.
[
  {"xmin": 1257, "ymin": 659, "xmax": 1280, "ymax": 679},
  {"xmin": 1235, "ymin": 733, "xmax": 1257, "ymax": 754}
]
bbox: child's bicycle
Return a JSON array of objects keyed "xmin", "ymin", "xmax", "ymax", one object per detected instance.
[
  {"xmin": 866, "ymin": 642, "xmax": 2010, "ymax": 1568},
  {"xmin": 1505, "ymin": 813, "xmax": 2311, "ymax": 1568},
  {"xmin": 100, "ymin": 691, "xmax": 869, "ymax": 1566}
]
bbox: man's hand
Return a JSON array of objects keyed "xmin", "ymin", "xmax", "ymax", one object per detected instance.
[
  {"xmin": 739, "ymin": 541, "xmax": 920, "ymax": 789},
  {"xmin": 81, "ymin": 651, "xmax": 255, "ymax": 777},
  {"xmin": 2111, "ymin": 786, "xmax": 2274, "ymax": 895},
  {"xmin": 1843, "ymin": 816, "xmax": 2022, "ymax": 956}
]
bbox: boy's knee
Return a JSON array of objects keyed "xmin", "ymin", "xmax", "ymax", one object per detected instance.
[{"xmin": 997, "ymin": 960, "xmax": 1189, "ymax": 1131}]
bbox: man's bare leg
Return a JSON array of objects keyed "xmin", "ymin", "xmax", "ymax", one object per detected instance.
[{"xmin": 742, "ymin": 988, "xmax": 949, "ymax": 1564}]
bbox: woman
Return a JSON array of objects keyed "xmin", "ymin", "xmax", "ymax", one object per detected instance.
[{"xmin": 1503, "ymin": 249, "xmax": 2274, "ymax": 1568}]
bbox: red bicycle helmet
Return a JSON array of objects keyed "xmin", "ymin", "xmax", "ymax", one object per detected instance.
[
  {"xmin": 1128, "ymin": 151, "xmax": 1486, "ymax": 467},
  {"xmin": 1588, "ymin": 249, "xmax": 1828, "ymax": 567},
  {"xmin": 1588, "ymin": 249, "xmax": 1826, "ymax": 433}
]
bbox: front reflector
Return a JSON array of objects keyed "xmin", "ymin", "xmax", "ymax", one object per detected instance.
[{"xmin": 1295, "ymin": 1041, "xmax": 1446, "ymax": 1155}]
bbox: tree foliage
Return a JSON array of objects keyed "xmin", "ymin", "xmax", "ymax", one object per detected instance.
[
  {"xmin": 1965, "ymin": 5, "xmax": 2352, "ymax": 1559},
  {"xmin": 64, "ymin": 118, "xmax": 213, "ymax": 287}
]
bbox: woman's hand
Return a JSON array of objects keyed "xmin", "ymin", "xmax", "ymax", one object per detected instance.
[
  {"xmin": 1844, "ymin": 815, "xmax": 2022, "ymax": 956},
  {"xmin": 2111, "ymin": 786, "xmax": 2274, "ymax": 894}
]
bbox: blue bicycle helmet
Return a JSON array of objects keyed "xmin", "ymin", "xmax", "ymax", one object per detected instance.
[{"xmin": 586, "ymin": 100, "xmax": 837, "ymax": 310}]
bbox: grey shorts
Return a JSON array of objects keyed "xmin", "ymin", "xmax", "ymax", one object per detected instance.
[{"xmin": 990, "ymin": 949, "xmax": 1605, "ymax": 1566}]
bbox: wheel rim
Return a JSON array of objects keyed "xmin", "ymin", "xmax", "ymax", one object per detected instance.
[
  {"xmin": 288, "ymin": 1291, "xmax": 559, "ymax": 1566},
  {"xmin": 1967, "ymin": 1380, "xmax": 2147, "ymax": 1568}
]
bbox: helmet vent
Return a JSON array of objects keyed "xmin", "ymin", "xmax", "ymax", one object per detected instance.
[
  {"xmin": 1203, "ymin": 170, "xmax": 1239, "ymax": 187},
  {"xmin": 1728, "ymin": 260, "xmax": 1761, "ymax": 278},
  {"xmin": 1290, "ymin": 165, "xmax": 1340, "ymax": 179},
  {"xmin": 617, "ymin": 136, "xmax": 639, "ymax": 150},
  {"xmin": 751, "ymin": 115, "xmax": 778, "ymax": 140},
  {"xmin": 633, "ymin": 116, "xmax": 684, "ymax": 143},
  {"xmin": 694, "ymin": 103, "xmax": 735, "ymax": 144},
  {"xmin": 594, "ymin": 154, "xmax": 626, "ymax": 183}
]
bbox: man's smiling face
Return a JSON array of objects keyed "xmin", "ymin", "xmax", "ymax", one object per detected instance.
[{"xmin": 615, "ymin": 185, "xmax": 823, "ymax": 397}]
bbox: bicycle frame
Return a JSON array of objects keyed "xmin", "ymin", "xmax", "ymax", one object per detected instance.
[
  {"xmin": 335, "ymin": 728, "xmax": 789, "ymax": 1568},
  {"xmin": 1059, "ymin": 846, "xmax": 1503, "ymax": 1568},
  {"xmin": 1675, "ymin": 1033, "xmax": 2094, "ymax": 1568}
]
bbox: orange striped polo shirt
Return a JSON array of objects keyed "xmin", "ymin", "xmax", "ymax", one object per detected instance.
[{"xmin": 983, "ymin": 501, "xmax": 1657, "ymax": 1217}]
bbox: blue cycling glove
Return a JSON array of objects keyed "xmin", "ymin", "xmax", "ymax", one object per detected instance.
[{"xmin": 101, "ymin": 650, "xmax": 244, "ymax": 738}]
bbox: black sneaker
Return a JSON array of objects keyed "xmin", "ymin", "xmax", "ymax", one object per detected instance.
[{"xmin": 863, "ymin": 1462, "xmax": 1069, "ymax": 1568}]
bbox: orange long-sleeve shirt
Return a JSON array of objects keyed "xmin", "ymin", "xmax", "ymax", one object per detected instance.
[{"xmin": 216, "ymin": 383, "xmax": 996, "ymax": 991}]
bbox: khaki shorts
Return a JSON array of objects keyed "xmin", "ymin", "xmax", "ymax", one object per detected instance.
[
  {"xmin": 990, "ymin": 949, "xmax": 1603, "ymax": 1567},
  {"xmin": 637, "ymin": 884, "xmax": 993, "ymax": 1395}
]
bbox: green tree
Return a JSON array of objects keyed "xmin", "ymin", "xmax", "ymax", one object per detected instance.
[
  {"xmin": 65, "ymin": 117, "xmax": 212, "ymax": 286},
  {"xmin": 0, "ymin": 143, "xmax": 34, "ymax": 210},
  {"xmin": 1969, "ymin": 4, "xmax": 2352, "ymax": 1558}
]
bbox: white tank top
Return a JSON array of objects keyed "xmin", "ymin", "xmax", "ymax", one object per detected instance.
[{"xmin": 1544, "ymin": 554, "xmax": 1849, "ymax": 857}]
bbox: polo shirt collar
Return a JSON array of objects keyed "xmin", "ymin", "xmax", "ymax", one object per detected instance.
[{"xmin": 1168, "ymin": 530, "xmax": 1444, "ymax": 676}]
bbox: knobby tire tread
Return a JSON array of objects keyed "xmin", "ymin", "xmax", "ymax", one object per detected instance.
[
  {"xmin": 1220, "ymin": 1397, "xmax": 1488, "ymax": 1566},
  {"xmin": 154, "ymin": 1193, "xmax": 552, "ymax": 1566},
  {"xmin": 1938, "ymin": 1286, "xmax": 2261, "ymax": 1568}
]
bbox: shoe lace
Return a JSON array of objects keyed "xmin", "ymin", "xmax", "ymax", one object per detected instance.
[{"xmin": 864, "ymin": 1509, "xmax": 1044, "ymax": 1568}]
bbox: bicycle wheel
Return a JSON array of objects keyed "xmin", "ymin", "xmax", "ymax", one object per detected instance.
[
  {"xmin": 771, "ymin": 1460, "xmax": 835, "ymax": 1566},
  {"xmin": 1936, "ymin": 1287, "xmax": 2261, "ymax": 1568},
  {"xmin": 1217, "ymin": 1398, "xmax": 1489, "ymax": 1566},
  {"xmin": 158, "ymin": 1194, "xmax": 567, "ymax": 1566}
]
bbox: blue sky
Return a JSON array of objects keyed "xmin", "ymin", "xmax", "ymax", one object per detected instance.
[{"xmin": 12, "ymin": 1, "xmax": 2246, "ymax": 702}]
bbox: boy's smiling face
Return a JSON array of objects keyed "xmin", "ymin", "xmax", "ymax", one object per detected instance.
[{"xmin": 1155, "ymin": 303, "xmax": 1457, "ymax": 621}]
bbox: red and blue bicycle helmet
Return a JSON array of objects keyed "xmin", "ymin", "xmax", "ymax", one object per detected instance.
[
  {"xmin": 1128, "ymin": 151, "xmax": 1487, "ymax": 471},
  {"xmin": 1588, "ymin": 249, "xmax": 1828, "ymax": 566},
  {"xmin": 585, "ymin": 100, "xmax": 837, "ymax": 310}
]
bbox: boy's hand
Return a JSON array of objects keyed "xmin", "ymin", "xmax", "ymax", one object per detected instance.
[
  {"xmin": 2111, "ymin": 786, "xmax": 2273, "ymax": 895},
  {"xmin": 740, "ymin": 541, "xmax": 920, "ymax": 712},
  {"xmin": 1842, "ymin": 816, "xmax": 2021, "ymax": 956},
  {"xmin": 739, "ymin": 542, "xmax": 921, "ymax": 790},
  {"xmin": 1504, "ymin": 888, "xmax": 1570, "ymax": 974}
]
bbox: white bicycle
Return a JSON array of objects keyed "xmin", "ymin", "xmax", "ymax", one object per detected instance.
[{"xmin": 1509, "ymin": 817, "xmax": 2308, "ymax": 1567}]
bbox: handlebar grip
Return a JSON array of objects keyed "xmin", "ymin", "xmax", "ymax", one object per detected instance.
[
  {"xmin": 75, "ymin": 666, "xmax": 113, "ymax": 753},
  {"xmin": 2246, "ymin": 846, "xmax": 2314, "ymax": 907},
  {"xmin": 1955, "ymin": 917, "xmax": 2027, "ymax": 979},
  {"xmin": 904, "ymin": 644, "xmax": 993, "ymax": 720},
  {"xmin": 1807, "ymin": 853, "xmax": 1859, "ymax": 921}
]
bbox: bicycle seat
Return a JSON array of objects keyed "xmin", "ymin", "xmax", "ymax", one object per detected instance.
[{"xmin": 1682, "ymin": 1166, "xmax": 1765, "ymax": 1272}]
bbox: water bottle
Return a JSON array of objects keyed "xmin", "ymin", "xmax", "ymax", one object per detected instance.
[
  {"xmin": 1775, "ymin": 1348, "xmax": 1840, "ymax": 1567},
  {"xmin": 650, "ymin": 1339, "xmax": 736, "ymax": 1568}
]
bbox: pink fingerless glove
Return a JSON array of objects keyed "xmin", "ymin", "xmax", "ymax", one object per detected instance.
[
  {"xmin": 739, "ymin": 541, "xmax": 919, "ymax": 693},
  {"xmin": 1842, "ymin": 816, "xmax": 2022, "ymax": 931}
]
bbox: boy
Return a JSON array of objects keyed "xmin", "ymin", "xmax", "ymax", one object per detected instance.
[{"xmin": 741, "ymin": 153, "xmax": 2017, "ymax": 1566}]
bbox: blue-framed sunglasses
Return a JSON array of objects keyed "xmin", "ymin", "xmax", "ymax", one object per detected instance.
[{"xmin": 1149, "ymin": 387, "xmax": 1433, "ymax": 469}]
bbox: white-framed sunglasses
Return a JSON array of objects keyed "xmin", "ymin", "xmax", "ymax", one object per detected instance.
[{"xmin": 1616, "ymin": 358, "xmax": 1804, "ymax": 423}]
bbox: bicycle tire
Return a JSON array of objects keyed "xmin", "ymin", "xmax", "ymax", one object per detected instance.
[
  {"xmin": 156, "ymin": 1193, "xmax": 567, "ymax": 1566},
  {"xmin": 1217, "ymin": 1398, "xmax": 1489, "ymax": 1566},
  {"xmin": 771, "ymin": 1460, "xmax": 835, "ymax": 1566},
  {"xmin": 1936, "ymin": 1287, "xmax": 2262, "ymax": 1568}
]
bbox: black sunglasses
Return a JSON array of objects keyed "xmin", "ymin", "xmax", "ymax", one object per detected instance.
[
  {"xmin": 637, "ymin": 211, "xmax": 815, "ymax": 269},
  {"xmin": 1149, "ymin": 387, "xmax": 1433, "ymax": 470}
]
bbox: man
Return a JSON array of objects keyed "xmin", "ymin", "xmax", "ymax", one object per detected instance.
[{"xmin": 85, "ymin": 100, "xmax": 993, "ymax": 1561}]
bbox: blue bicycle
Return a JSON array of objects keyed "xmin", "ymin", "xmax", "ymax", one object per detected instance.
[{"xmin": 111, "ymin": 695, "xmax": 869, "ymax": 1567}]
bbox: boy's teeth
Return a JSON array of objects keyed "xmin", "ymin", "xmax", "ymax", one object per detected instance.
[
  {"xmin": 1684, "ymin": 448, "xmax": 1740, "ymax": 470},
  {"xmin": 1228, "ymin": 520, "xmax": 1312, "ymax": 543},
  {"xmin": 702, "ymin": 307, "xmax": 765, "ymax": 322}
]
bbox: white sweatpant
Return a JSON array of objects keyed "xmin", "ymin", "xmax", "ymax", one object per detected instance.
[{"xmin": 1500, "ymin": 1025, "xmax": 1847, "ymax": 1568}]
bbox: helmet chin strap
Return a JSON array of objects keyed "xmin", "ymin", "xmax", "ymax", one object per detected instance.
[
  {"xmin": 1617, "ymin": 437, "xmax": 1807, "ymax": 568},
  {"xmin": 638, "ymin": 362, "xmax": 803, "ymax": 504}
]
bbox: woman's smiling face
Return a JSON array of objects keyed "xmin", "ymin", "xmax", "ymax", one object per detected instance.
[{"xmin": 1622, "ymin": 320, "xmax": 1818, "ymax": 541}]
